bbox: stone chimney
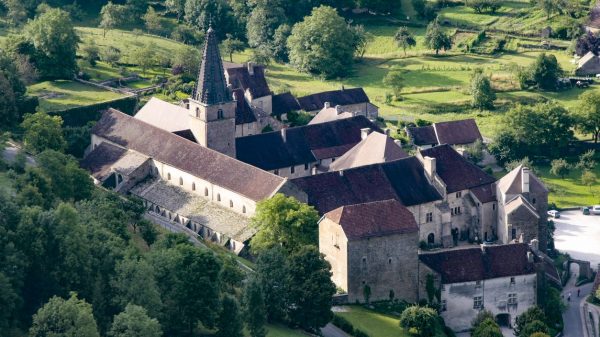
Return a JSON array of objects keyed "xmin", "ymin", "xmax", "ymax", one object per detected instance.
[
  {"xmin": 339, "ymin": 169, "xmax": 344, "ymax": 177},
  {"xmin": 521, "ymin": 167, "xmax": 530, "ymax": 193},
  {"xmin": 281, "ymin": 127, "xmax": 287, "ymax": 143},
  {"xmin": 384, "ymin": 128, "xmax": 391, "ymax": 136},
  {"xmin": 394, "ymin": 139, "xmax": 402, "ymax": 147},
  {"xmin": 423, "ymin": 156, "xmax": 436, "ymax": 178},
  {"xmin": 360, "ymin": 128, "xmax": 372, "ymax": 140},
  {"xmin": 530, "ymin": 239, "xmax": 539, "ymax": 252},
  {"xmin": 527, "ymin": 252, "xmax": 534, "ymax": 263},
  {"xmin": 324, "ymin": 102, "xmax": 331, "ymax": 109},
  {"xmin": 247, "ymin": 61, "xmax": 255, "ymax": 75},
  {"xmin": 335, "ymin": 105, "xmax": 343, "ymax": 114}
]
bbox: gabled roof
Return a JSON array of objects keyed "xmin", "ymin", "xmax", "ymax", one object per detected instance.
[
  {"xmin": 80, "ymin": 142, "xmax": 127, "ymax": 181},
  {"xmin": 308, "ymin": 107, "xmax": 354, "ymax": 125},
  {"xmin": 407, "ymin": 119, "xmax": 482, "ymax": 146},
  {"xmin": 329, "ymin": 132, "xmax": 408, "ymax": 171},
  {"xmin": 272, "ymin": 92, "xmax": 300, "ymax": 116},
  {"xmin": 297, "ymin": 88, "xmax": 370, "ymax": 111},
  {"xmin": 406, "ymin": 125, "xmax": 437, "ymax": 146},
  {"xmin": 471, "ymin": 183, "xmax": 496, "ymax": 204},
  {"xmin": 235, "ymin": 116, "xmax": 380, "ymax": 170},
  {"xmin": 232, "ymin": 89, "xmax": 257, "ymax": 125},
  {"xmin": 505, "ymin": 195, "xmax": 540, "ymax": 218},
  {"xmin": 193, "ymin": 27, "xmax": 231, "ymax": 104},
  {"xmin": 90, "ymin": 109, "xmax": 285, "ymax": 201},
  {"xmin": 292, "ymin": 157, "xmax": 442, "ymax": 215},
  {"xmin": 578, "ymin": 51, "xmax": 597, "ymax": 68},
  {"xmin": 325, "ymin": 199, "xmax": 418, "ymax": 240},
  {"xmin": 497, "ymin": 165, "xmax": 548, "ymax": 196},
  {"xmin": 420, "ymin": 145, "xmax": 495, "ymax": 193},
  {"xmin": 225, "ymin": 63, "xmax": 271, "ymax": 99},
  {"xmin": 134, "ymin": 97, "xmax": 190, "ymax": 132},
  {"xmin": 419, "ymin": 243, "xmax": 535, "ymax": 283}
]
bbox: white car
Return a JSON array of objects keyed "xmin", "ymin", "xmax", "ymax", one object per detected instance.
[
  {"xmin": 547, "ymin": 210, "xmax": 561, "ymax": 218},
  {"xmin": 592, "ymin": 205, "xmax": 600, "ymax": 215}
]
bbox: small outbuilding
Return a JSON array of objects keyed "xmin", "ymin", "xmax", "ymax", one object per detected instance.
[{"xmin": 576, "ymin": 51, "xmax": 600, "ymax": 76}]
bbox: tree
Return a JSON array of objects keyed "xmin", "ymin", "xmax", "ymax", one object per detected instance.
[
  {"xmin": 0, "ymin": 51, "xmax": 30, "ymax": 126},
  {"xmin": 576, "ymin": 150, "xmax": 596, "ymax": 171},
  {"xmin": 24, "ymin": 8, "xmax": 79, "ymax": 79},
  {"xmin": 100, "ymin": 2, "xmax": 127, "ymax": 37},
  {"xmin": 472, "ymin": 318, "xmax": 502, "ymax": 337},
  {"xmin": 465, "ymin": 139, "xmax": 485, "ymax": 164},
  {"xmin": 101, "ymin": 46, "xmax": 122, "ymax": 66},
  {"xmin": 109, "ymin": 304, "xmax": 162, "ymax": 337},
  {"xmin": 550, "ymin": 159, "xmax": 570, "ymax": 178},
  {"xmin": 184, "ymin": 0, "xmax": 234, "ymax": 38},
  {"xmin": 243, "ymin": 277, "xmax": 267, "ymax": 337},
  {"xmin": 520, "ymin": 320, "xmax": 549, "ymax": 337},
  {"xmin": 353, "ymin": 25, "xmax": 374, "ymax": 60},
  {"xmin": 383, "ymin": 71, "xmax": 404, "ymax": 99},
  {"xmin": 166, "ymin": 0, "xmax": 186, "ymax": 20},
  {"xmin": 286, "ymin": 245, "xmax": 336, "ymax": 331},
  {"xmin": 272, "ymin": 24, "xmax": 292, "ymax": 63},
  {"xmin": 470, "ymin": 69, "xmax": 496, "ymax": 110},
  {"xmin": 246, "ymin": 3, "xmax": 286, "ymax": 51},
  {"xmin": 216, "ymin": 295, "xmax": 243, "ymax": 337},
  {"xmin": 577, "ymin": 90, "xmax": 600, "ymax": 143},
  {"xmin": 220, "ymin": 256, "xmax": 244, "ymax": 293},
  {"xmin": 527, "ymin": 53, "xmax": 562, "ymax": 91},
  {"xmin": 35, "ymin": 150, "xmax": 94, "ymax": 202},
  {"xmin": 250, "ymin": 193, "xmax": 319, "ymax": 254},
  {"xmin": 3, "ymin": 0, "xmax": 28, "ymax": 27},
  {"xmin": 399, "ymin": 306, "xmax": 438, "ymax": 337},
  {"xmin": 171, "ymin": 46, "xmax": 200, "ymax": 78},
  {"xmin": 29, "ymin": 293, "xmax": 100, "ymax": 337},
  {"xmin": 472, "ymin": 310, "xmax": 495, "ymax": 329},
  {"xmin": 576, "ymin": 31, "xmax": 600, "ymax": 57},
  {"xmin": 395, "ymin": 27, "xmax": 417, "ymax": 57},
  {"xmin": 111, "ymin": 257, "xmax": 162, "ymax": 318},
  {"xmin": 515, "ymin": 307, "xmax": 546, "ymax": 337},
  {"xmin": 465, "ymin": 0, "xmax": 501, "ymax": 13},
  {"xmin": 530, "ymin": 333, "xmax": 551, "ymax": 337},
  {"xmin": 221, "ymin": 35, "xmax": 245, "ymax": 62},
  {"xmin": 581, "ymin": 170, "xmax": 597, "ymax": 193},
  {"xmin": 255, "ymin": 247, "xmax": 289, "ymax": 322},
  {"xmin": 21, "ymin": 111, "xmax": 66, "ymax": 154},
  {"xmin": 132, "ymin": 43, "xmax": 157, "ymax": 77},
  {"xmin": 143, "ymin": 7, "xmax": 162, "ymax": 34},
  {"xmin": 535, "ymin": 0, "xmax": 561, "ymax": 19},
  {"xmin": 424, "ymin": 18, "xmax": 452, "ymax": 55},
  {"xmin": 82, "ymin": 41, "xmax": 100, "ymax": 67},
  {"xmin": 287, "ymin": 6, "xmax": 360, "ymax": 78}
]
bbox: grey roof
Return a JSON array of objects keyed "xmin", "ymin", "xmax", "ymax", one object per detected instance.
[
  {"xmin": 308, "ymin": 107, "xmax": 354, "ymax": 125},
  {"xmin": 297, "ymin": 88, "xmax": 370, "ymax": 112},
  {"xmin": 407, "ymin": 119, "xmax": 482, "ymax": 146},
  {"xmin": 497, "ymin": 165, "xmax": 548, "ymax": 196},
  {"xmin": 135, "ymin": 97, "xmax": 190, "ymax": 132},
  {"xmin": 91, "ymin": 109, "xmax": 285, "ymax": 201},
  {"xmin": 329, "ymin": 132, "xmax": 408, "ymax": 171},
  {"xmin": 504, "ymin": 195, "xmax": 539, "ymax": 218},
  {"xmin": 193, "ymin": 27, "xmax": 231, "ymax": 104},
  {"xmin": 80, "ymin": 142, "xmax": 127, "ymax": 181},
  {"xmin": 272, "ymin": 92, "xmax": 300, "ymax": 116}
]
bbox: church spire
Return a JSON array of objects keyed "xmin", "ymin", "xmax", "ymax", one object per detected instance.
[{"xmin": 193, "ymin": 26, "xmax": 231, "ymax": 104}]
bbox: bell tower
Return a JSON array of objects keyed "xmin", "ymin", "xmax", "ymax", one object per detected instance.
[{"xmin": 188, "ymin": 26, "xmax": 236, "ymax": 157}]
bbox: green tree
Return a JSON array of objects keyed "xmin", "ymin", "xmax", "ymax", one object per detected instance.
[
  {"xmin": 528, "ymin": 53, "xmax": 562, "ymax": 91},
  {"xmin": 353, "ymin": 25, "xmax": 374, "ymax": 60},
  {"xmin": 530, "ymin": 333, "xmax": 551, "ymax": 337},
  {"xmin": 286, "ymin": 245, "xmax": 336, "ymax": 331},
  {"xmin": 143, "ymin": 6, "xmax": 162, "ymax": 34},
  {"xmin": 515, "ymin": 307, "xmax": 546, "ymax": 337},
  {"xmin": 581, "ymin": 170, "xmax": 597, "ymax": 193},
  {"xmin": 24, "ymin": 8, "xmax": 79, "ymax": 79},
  {"xmin": 3, "ymin": 0, "xmax": 28, "ymax": 27},
  {"xmin": 383, "ymin": 71, "xmax": 404, "ymax": 100},
  {"xmin": 536, "ymin": 0, "xmax": 561, "ymax": 19},
  {"xmin": 465, "ymin": 0, "xmax": 501, "ymax": 13},
  {"xmin": 132, "ymin": 43, "xmax": 157, "ymax": 77},
  {"xmin": 166, "ymin": 0, "xmax": 186, "ymax": 20},
  {"xmin": 577, "ymin": 91, "xmax": 600, "ymax": 143},
  {"xmin": 465, "ymin": 139, "xmax": 485, "ymax": 164},
  {"xmin": 36, "ymin": 150, "xmax": 94, "ymax": 202},
  {"xmin": 101, "ymin": 46, "xmax": 122, "ymax": 66},
  {"xmin": 424, "ymin": 18, "xmax": 452, "ymax": 55},
  {"xmin": 255, "ymin": 247, "xmax": 289, "ymax": 322},
  {"xmin": 29, "ymin": 293, "xmax": 100, "ymax": 337},
  {"xmin": 399, "ymin": 306, "xmax": 438, "ymax": 337},
  {"xmin": 394, "ymin": 27, "xmax": 417, "ymax": 56},
  {"xmin": 109, "ymin": 304, "xmax": 162, "ymax": 337},
  {"xmin": 250, "ymin": 193, "xmax": 319, "ymax": 254},
  {"xmin": 82, "ymin": 41, "xmax": 100, "ymax": 67},
  {"xmin": 246, "ymin": 2, "xmax": 286, "ymax": 52},
  {"xmin": 243, "ymin": 277, "xmax": 267, "ymax": 337},
  {"xmin": 221, "ymin": 34, "xmax": 245, "ymax": 62},
  {"xmin": 287, "ymin": 6, "xmax": 359, "ymax": 78},
  {"xmin": 0, "ymin": 50, "xmax": 30, "ymax": 126},
  {"xmin": 111, "ymin": 257, "xmax": 162, "ymax": 318},
  {"xmin": 472, "ymin": 310, "xmax": 495, "ymax": 329},
  {"xmin": 520, "ymin": 320, "xmax": 549, "ymax": 337},
  {"xmin": 21, "ymin": 112, "xmax": 66, "ymax": 154},
  {"xmin": 216, "ymin": 295, "xmax": 243, "ymax": 337},
  {"xmin": 550, "ymin": 159, "xmax": 570, "ymax": 178},
  {"xmin": 171, "ymin": 46, "xmax": 200, "ymax": 78},
  {"xmin": 100, "ymin": 2, "xmax": 127, "ymax": 37},
  {"xmin": 470, "ymin": 69, "xmax": 496, "ymax": 110},
  {"xmin": 220, "ymin": 256, "xmax": 244, "ymax": 293},
  {"xmin": 272, "ymin": 24, "xmax": 292, "ymax": 63}
]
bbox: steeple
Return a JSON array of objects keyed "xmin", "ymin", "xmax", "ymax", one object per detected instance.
[{"xmin": 193, "ymin": 26, "xmax": 231, "ymax": 104}]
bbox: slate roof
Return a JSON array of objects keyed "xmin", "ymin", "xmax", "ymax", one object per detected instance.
[
  {"xmin": 407, "ymin": 119, "xmax": 482, "ymax": 146},
  {"xmin": 420, "ymin": 144, "xmax": 495, "ymax": 193},
  {"xmin": 325, "ymin": 199, "xmax": 418, "ymax": 240},
  {"xmin": 225, "ymin": 63, "xmax": 271, "ymax": 99},
  {"xmin": 134, "ymin": 97, "xmax": 190, "ymax": 132},
  {"xmin": 80, "ymin": 142, "xmax": 127, "ymax": 181},
  {"xmin": 292, "ymin": 157, "xmax": 442, "ymax": 215},
  {"xmin": 470, "ymin": 183, "xmax": 496, "ymax": 204},
  {"xmin": 329, "ymin": 132, "xmax": 408, "ymax": 171},
  {"xmin": 497, "ymin": 165, "xmax": 548, "ymax": 196},
  {"xmin": 193, "ymin": 27, "xmax": 231, "ymax": 104},
  {"xmin": 235, "ymin": 115, "xmax": 380, "ymax": 170},
  {"xmin": 505, "ymin": 195, "xmax": 539, "ymax": 218},
  {"xmin": 232, "ymin": 89, "xmax": 257, "ymax": 125},
  {"xmin": 90, "ymin": 109, "xmax": 285, "ymax": 201},
  {"xmin": 419, "ymin": 243, "xmax": 535, "ymax": 283},
  {"xmin": 308, "ymin": 107, "xmax": 354, "ymax": 125},
  {"xmin": 272, "ymin": 92, "xmax": 300, "ymax": 116},
  {"xmin": 297, "ymin": 88, "xmax": 370, "ymax": 112}
]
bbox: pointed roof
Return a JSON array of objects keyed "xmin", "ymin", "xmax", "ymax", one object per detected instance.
[
  {"xmin": 308, "ymin": 107, "xmax": 354, "ymax": 125},
  {"xmin": 193, "ymin": 27, "xmax": 231, "ymax": 104},
  {"xmin": 504, "ymin": 195, "xmax": 540, "ymax": 218},
  {"xmin": 497, "ymin": 165, "xmax": 548, "ymax": 196},
  {"xmin": 329, "ymin": 132, "xmax": 408, "ymax": 171}
]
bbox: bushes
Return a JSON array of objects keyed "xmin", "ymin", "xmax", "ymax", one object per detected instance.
[
  {"xmin": 50, "ymin": 96, "xmax": 138, "ymax": 127},
  {"xmin": 331, "ymin": 315, "xmax": 371, "ymax": 337}
]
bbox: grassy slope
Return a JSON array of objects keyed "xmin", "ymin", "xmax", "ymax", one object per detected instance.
[
  {"xmin": 335, "ymin": 306, "xmax": 410, "ymax": 337},
  {"xmin": 536, "ymin": 165, "xmax": 600, "ymax": 208},
  {"xmin": 28, "ymin": 80, "xmax": 125, "ymax": 112}
]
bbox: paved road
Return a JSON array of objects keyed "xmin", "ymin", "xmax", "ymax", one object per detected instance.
[
  {"xmin": 562, "ymin": 263, "xmax": 594, "ymax": 337},
  {"xmin": 553, "ymin": 210, "xmax": 600, "ymax": 267},
  {"xmin": 1, "ymin": 142, "xmax": 36, "ymax": 166}
]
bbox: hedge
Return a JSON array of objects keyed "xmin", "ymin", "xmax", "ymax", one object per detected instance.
[
  {"xmin": 331, "ymin": 315, "xmax": 371, "ymax": 337},
  {"xmin": 49, "ymin": 95, "xmax": 138, "ymax": 127}
]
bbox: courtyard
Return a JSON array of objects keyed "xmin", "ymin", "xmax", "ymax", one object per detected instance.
[{"xmin": 553, "ymin": 210, "xmax": 600, "ymax": 267}]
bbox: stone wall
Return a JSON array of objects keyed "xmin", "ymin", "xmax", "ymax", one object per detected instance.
[
  {"xmin": 507, "ymin": 206, "xmax": 539, "ymax": 243},
  {"xmin": 319, "ymin": 217, "xmax": 349, "ymax": 294},
  {"xmin": 235, "ymin": 121, "xmax": 259, "ymax": 137}
]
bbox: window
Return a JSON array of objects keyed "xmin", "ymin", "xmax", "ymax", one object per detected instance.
[
  {"xmin": 510, "ymin": 277, "xmax": 515, "ymax": 285},
  {"xmin": 388, "ymin": 258, "xmax": 392, "ymax": 265},
  {"xmin": 274, "ymin": 169, "xmax": 279, "ymax": 175},
  {"xmin": 204, "ymin": 187, "xmax": 209, "ymax": 196},
  {"xmin": 426, "ymin": 212, "xmax": 433, "ymax": 223},
  {"xmin": 473, "ymin": 296, "xmax": 483, "ymax": 309},
  {"xmin": 304, "ymin": 163, "xmax": 309, "ymax": 170},
  {"xmin": 217, "ymin": 109, "xmax": 224, "ymax": 119},
  {"xmin": 508, "ymin": 293, "xmax": 517, "ymax": 305},
  {"xmin": 242, "ymin": 206, "xmax": 246, "ymax": 214},
  {"xmin": 427, "ymin": 233, "xmax": 435, "ymax": 244},
  {"xmin": 532, "ymin": 198, "xmax": 536, "ymax": 205},
  {"xmin": 229, "ymin": 200, "xmax": 233, "ymax": 208},
  {"xmin": 179, "ymin": 177, "xmax": 183, "ymax": 185},
  {"xmin": 195, "ymin": 107, "xmax": 200, "ymax": 117},
  {"xmin": 475, "ymin": 280, "xmax": 481, "ymax": 288},
  {"xmin": 511, "ymin": 228, "xmax": 517, "ymax": 240},
  {"xmin": 192, "ymin": 183, "xmax": 196, "ymax": 191},
  {"xmin": 331, "ymin": 157, "xmax": 336, "ymax": 162},
  {"xmin": 167, "ymin": 173, "xmax": 171, "ymax": 180},
  {"xmin": 452, "ymin": 207, "xmax": 461, "ymax": 215},
  {"xmin": 441, "ymin": 300, "xmax": 447, "ymax": 312},
  {"xmin": 493, "ymin": 203, "xmax": 496, "ymax": 210},
  {"xmin": 456, "ymin": 191, "xmax": 462, "ymax": 198},
  {"xmin": 217, "ymin": 194, "xmax": 221, "ymax": 202},
  {"xmin": 291, "ymin": 166, "xmax": 295, "ymax": 174}
]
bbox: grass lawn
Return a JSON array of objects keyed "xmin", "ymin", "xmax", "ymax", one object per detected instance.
[
  {"xmin": 265, "ymin": 324, "xmax": 308, "ymax": 337},
  {"xmin": 536, "ymin": 165, "xmax": 600, "ymax": 209},
  {"xmin": 28, "ymin": 80, "xmax": 125, "ymax": 112},
  {"xmin": 335, "ymin": 306, "xmax": 411, "ymax": 337}
]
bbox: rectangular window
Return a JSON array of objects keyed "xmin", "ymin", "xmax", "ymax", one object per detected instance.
[
  {"xmin": 473, "ymin": 296, "xmax": 483, "ymax": 309},
  {"xmin": 441, "ymin": 300, "xmax": 447, "ymax": 312},
  {"xmin": 511, "ymin": 228, "xmax": 517, "ymax": 240},
  {"xmin": 451, "ymin": 208, "xmax": 454, "ymax": 216},
  {"xmin": 510, "ymin": 277, "xmax": 515, "ymax": 285},
  {"xmin": 426, "ymin": 212, "xmax": 433, "ymax": 223},
  {"xmin": 291, "ymin": 166, "xmax": 295, "ymax": 174},
  {"xmin": 274, "ymin": 169, "xmax": 279, "ymax": 176},
  {"xmin": 475, "ymin": 280, "xmax": 481, "ymax": 288},
  {"xmin": 304, "ymin": 163, "xmax": 309, "ymax": 170},
  {"xmin": 508, "ymin": 293, "xmax": 517, "ymax": 305},
  {"xmin": 493, "ymin": 203, "xmax": 496, "ymax": 210},
  {"xmin": 456, "ymin": 191, "xmax": 462, "ymax": 198},
  {"xmin": 457, "ymin": 207, "xmax": 461, "ymax": 214}
]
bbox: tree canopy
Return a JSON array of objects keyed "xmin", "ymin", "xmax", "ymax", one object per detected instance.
[
  {"xmin": 424, "ymin": 18, "xmax": 452, "ymax": 55},
  {"xmin": 29, "ymin": 293, "xmax": 100, "ymax": 337}
]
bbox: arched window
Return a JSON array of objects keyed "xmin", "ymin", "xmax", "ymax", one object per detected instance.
[
  {"xmin": 427, "ymin": 233, "xmax": 435, "ymax": 244},
  {"xmin": 179, "ymin": 177, "xmax": 183, "ymax": 185},
  {"xmin": 229, "ymin": 200, "xmax": 233, "ymax": 208},
  {"xmin": 217, "ymin": 109, "xmax": 224, "ymax": 119},
  {"xmin": 242, "ymin": 206, "xmax": 246, "ymax": 214},
  {"xmin": 204, "ymin": 187, "xmax": 209, "ymax": 196},
  {"xmin": 192, "ymin": 183, "xmax": 196, "ymax": 191},
  {"xmin": 217, "ymin": 193, "xmax": 221, "ymax": 202},
  {"xmin": 167, "ymin": 173, "xmax": 171, "ymax": 180}
]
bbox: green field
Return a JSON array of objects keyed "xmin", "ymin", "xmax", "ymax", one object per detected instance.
[
  {"xmin": 265, "ymin": 324, "xmax": 308, "ymax": 337},
  {"xmin": 335, "ymin": 306, "xmax": 410, "ymax": 337},
  {"xmin": 537, "ymin": 165, "xmax": 600, "ymax": 209},
  {"xmin": 28, "ymin": 80, "xmax": 125, "ymax": 112}
]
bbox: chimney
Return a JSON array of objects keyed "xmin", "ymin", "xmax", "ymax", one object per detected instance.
[
  {"xmin": 480, "ymin": 244, "xmax": 487, "ymax": 254},
  {"xmin": 527, "ymin": 252, "xmax": 534, "ymax": 263},
  {"xmin": 530, "ymin": 239, "xmax": 539, "ymax": 252},
  {"xmin": 360, "ymin": 128, "xmax": 372, "ymax": 140},
  {"xmin": 384, "ymin": 128, "xmax": 391, "ymax": 136},
  {"xmin": 247, "ymin": 61, "xmax": 255, "ymax": 75},
  {"xmin": 518, "ymin": 233, "xmax": 524, "ymax": 243},
  {"xmin": 281, "ymin": 127, "xmax": 287, "ymax": 142},
  {"xmin": 423, "ymin": 156, "xmax": 436, "ymax": 177},
  {"xmin": 324, "ymin": 102, "xmax": 331, "ymax": 109},
  {"xmin": 521, "ymin": 167, "xmax": 530, "ymax": 193},
  {"xmin": 394, "ymin": 139, "xmax": 402, "ymax": 147},
  {"xmin": 339, "ymin": 170, "xmax": 344, "ymax": 177},
  {"xmin": 335, "ymin": 105, "xmax": 343, "ymax": 114},
  {"xmin": 341, "ymin": 85, "xmax": 345, "ymax": 91}
]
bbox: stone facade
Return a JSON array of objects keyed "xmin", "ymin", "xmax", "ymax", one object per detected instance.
[{"xmin": 188, "ymin": 98, "xmax": 237, "ymax": 157}]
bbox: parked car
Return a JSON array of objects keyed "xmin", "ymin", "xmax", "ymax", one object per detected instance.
[
  {"xmin": 592, "ymin": 205, "xmax": 600, "ymax": 215},
  {"xmin": 547, "ymin": 210, "xmax": 560, "ymax": 218},
  {"xmin": 582, "ymin": 207, "xmax": 590, "ymax": 215}
]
